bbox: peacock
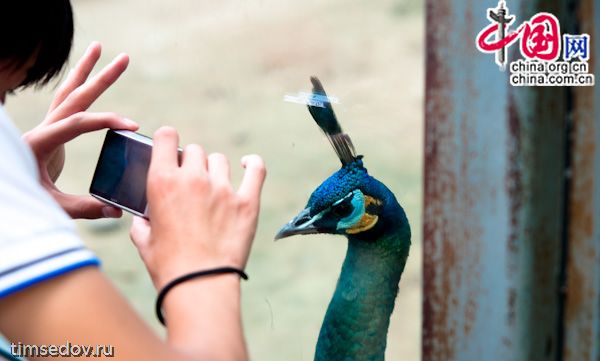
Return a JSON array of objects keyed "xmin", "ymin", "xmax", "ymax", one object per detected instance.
[{"xmin": 275, "ymin": 77, "xmax": 411, "ymax": 361}]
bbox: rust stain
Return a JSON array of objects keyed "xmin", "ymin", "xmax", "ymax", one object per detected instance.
[
  {"xmin": 423, "ymin": 0, "xmax": 490, "ymax": 358},
  {"xmin": 562, "ymin": 12, "xmax": 597, "ymax": 360},
  {"xmin": 562, "ymin": 0, "xmax": 598, "ymax": 359},
  {"xmin": 422, "ymin": 0, "xmax": 458, "ymax": 358},
  {"xmin": 506, "ymin": 95, "xmax": 522, "ymax": 261},
  {"xmin": 458, "ymin": 114, "xmax": 481, "ymax": 340},
  {"xmin": 507, "ymin": 288, "xmax": 517, "ymax": 327},
  {"xmin": 564, "ymin": 264, "xmax": 592, "ymax": 360},
  {"xmin": 505, "ymin": 28, "xmax": 568, "ymax": 356},
  {"xmin": 463, "ymin": 295, "xmax": 476, "ymax": 336}
]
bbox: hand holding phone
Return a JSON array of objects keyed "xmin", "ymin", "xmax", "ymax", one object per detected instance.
[
  {"xmin": 129, "ymin": 127, "xmax": 265, "ymax": 361},
  {"xmin": 24, "ymin": 42, "xmax": 137, "ymax": 220},
  {"xmin": 127, "ymin": 127, "xmax": 267, "ymax": 289}
]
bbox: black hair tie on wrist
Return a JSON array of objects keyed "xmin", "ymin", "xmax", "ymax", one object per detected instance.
[{"xmin": 155, "ymin": 266, "xmax": 248, "ymax": 326}]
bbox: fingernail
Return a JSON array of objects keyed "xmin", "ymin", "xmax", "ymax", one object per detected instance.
[
  {"xmin": 241, "ymin": 156, "xmax": 248, "ymax": 167},
  {"xmin": 102, "ymin": 206, "xmax": 121, "ymax": 218},
  {"xmin": 124, "ymin": 118, "xmax": 138, "ymax": 128},
  {"xmin": 88, "ymin": 41, "xmax": 100, "ymax": 52},
  {"xmin": 115, "ymin": 53, "xmax": 130, "ymax": 63}
]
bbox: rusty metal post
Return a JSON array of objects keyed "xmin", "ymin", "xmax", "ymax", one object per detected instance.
[
  {"xmin": 423, "ymin": 0, "xmax": 598, "ymax": 360},
  {"xmin": 562, "ymin": 1, "xmax": 600, "ymax": 360}
]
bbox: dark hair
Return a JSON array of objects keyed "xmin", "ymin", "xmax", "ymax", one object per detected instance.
[{"xmin": 0, "ymin": 1, "xmax": 74, "ymax": 88}]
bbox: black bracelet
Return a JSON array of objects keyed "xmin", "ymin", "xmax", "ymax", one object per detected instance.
[{"xmin": 155, "ymin": 266, "xmax": 248, "ymax": 326}]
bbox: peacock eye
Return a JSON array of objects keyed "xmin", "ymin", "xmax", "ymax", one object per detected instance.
[{"xmin": 331, "ymin": 202, "xmax": 353, "ymax": 218}]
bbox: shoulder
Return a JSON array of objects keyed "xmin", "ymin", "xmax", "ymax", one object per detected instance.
[
  {"xmin": 0, "ymin": 106, "xmax": 99, "ymax": 299},
  {"xmin": 0, "ymin": 106, "xmax": 38, "ymax": 176}
]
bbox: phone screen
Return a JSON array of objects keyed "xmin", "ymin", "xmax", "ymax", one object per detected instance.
[{"xmin": 90, "ymin": 130, "xmax": 152, "ymax": 217}]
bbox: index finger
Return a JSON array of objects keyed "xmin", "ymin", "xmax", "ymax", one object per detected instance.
[
  {"xmin": 150, "ymin": 127, "xmax": 180, "ymax": 173},
  {"xmin": 46, "ymin": 53, "xmax": 130, "ymax": 123},
  {"xmin": 237, "ymin": 154, "xmax": 266, "ymax": 203},
  {"xmin": 47, "ymin": 42, "xmax": 102, "ymax": 115}
]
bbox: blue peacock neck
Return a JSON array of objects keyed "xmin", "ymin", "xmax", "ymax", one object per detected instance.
[{"xmin": 315, "ymin": 215, "xmax": 410, "ymax": 361}]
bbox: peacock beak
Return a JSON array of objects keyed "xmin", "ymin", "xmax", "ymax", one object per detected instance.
[{"xmin": 274, "ymin": 208, "xmax": 321, "ymax": 240}]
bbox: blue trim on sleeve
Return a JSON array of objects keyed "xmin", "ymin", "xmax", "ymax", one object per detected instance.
[
  {"xmin": 0, "ymin": 258, "xmax": 101, "ymax": 298},
  {"xmin": 0, "ymin": 246, "xmax": 86, "ymax": 278}
]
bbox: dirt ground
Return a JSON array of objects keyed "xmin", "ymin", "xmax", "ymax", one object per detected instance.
[{"xmin": 6, "ymin": 0, "xmax": 424, "ymax": 359}]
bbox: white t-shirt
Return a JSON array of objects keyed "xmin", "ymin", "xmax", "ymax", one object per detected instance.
[{"xmin": 0, "ymin": 105, "xmax": 99, "ymax": 298}]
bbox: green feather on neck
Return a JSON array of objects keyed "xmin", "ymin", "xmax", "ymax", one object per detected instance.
[{"xmin": 316, "ymin": 220, "xmax": 410, "ymax": 361}]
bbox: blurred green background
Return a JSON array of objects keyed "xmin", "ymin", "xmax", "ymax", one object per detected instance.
[{"xmin": 6, "ymin": 0, "xmax": 423, "ymax": 359}]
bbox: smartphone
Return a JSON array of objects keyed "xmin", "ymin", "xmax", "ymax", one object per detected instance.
[{"xmin": 89, "ymin": 130, "xmax": 154, "ymax": 218}]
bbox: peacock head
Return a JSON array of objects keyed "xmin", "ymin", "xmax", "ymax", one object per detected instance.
[{"xmin": 275, "ymin": 77, "xmax": 407, "ymax": 242}]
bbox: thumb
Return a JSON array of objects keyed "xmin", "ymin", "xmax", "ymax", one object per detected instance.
[
  {"xmin": 54, "ymin": 192, "xmax": 122, "ymax": 219},
  {"xmin": 130, "ymin": 216, "xmax": 151, "ymax": 248},
  {"xmin": 28, "ymin": 112, "xmax": 138, "ymax": 156}
]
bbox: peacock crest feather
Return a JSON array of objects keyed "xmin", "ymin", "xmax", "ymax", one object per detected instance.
[{"xmin": 307, "ymin": 76, "xmax": 357, "ymax": 166}]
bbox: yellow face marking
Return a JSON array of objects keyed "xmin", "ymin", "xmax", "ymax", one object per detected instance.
[
  {"xmin": 364, "ymin": 195, "xmax": 382, "ymax": 207},
  {"xmin": 346, "ymin": 213, "xmax": 378, "ymax": 234},
  {"xmin": 345, "ymin": 195, "xmax": 381, "ymax": 234}
]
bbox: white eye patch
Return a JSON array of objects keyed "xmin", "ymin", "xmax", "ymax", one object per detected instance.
[{"xmin": 335, "ymin": 190, "xmax": 365, "ymax": 230}]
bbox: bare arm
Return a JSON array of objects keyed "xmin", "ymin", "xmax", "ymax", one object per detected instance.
[
  {"xmin": 0, "ymin": 268, "xmax": 177, "ymax": 361},
  {"xmin": 0, "ymin": 266, "xmax": 252, "ymax": 361}
]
